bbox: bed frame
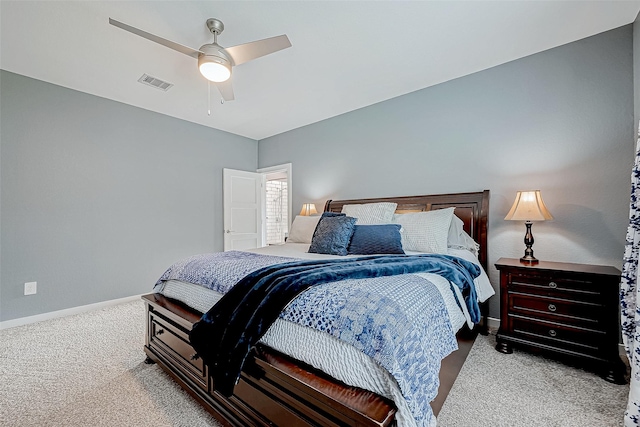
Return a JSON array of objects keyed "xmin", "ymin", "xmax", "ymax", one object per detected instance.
[{"xmin": 142, "ymin": 190, "xmax": 490, "ymax": 426}]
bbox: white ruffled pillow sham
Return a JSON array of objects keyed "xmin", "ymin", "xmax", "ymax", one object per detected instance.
[{"xmin": 447, "ymin": 215, "xmax": 480, "ymax": 256}]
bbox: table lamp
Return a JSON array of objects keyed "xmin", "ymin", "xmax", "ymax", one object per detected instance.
[
  {"xmin": 299, "ymin": 203, "xmax": 318, "ymax": 216},
  {"xmin": 504, "ymin": 190, "xmax": 553, "ymax": 264}
]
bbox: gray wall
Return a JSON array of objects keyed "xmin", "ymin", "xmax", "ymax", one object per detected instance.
[
  {"xmin": 259, "ymin": 26, "xmax": 634, "ymax": 318},
  {"xmin": 0, "ymin": 71, "xmax": 257, "ymax": 321}
]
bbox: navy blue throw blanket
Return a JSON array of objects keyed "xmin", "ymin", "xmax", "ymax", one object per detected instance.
[{"xmin": 189, "ymin": 254, "xmax": 481, "ymax": 396}]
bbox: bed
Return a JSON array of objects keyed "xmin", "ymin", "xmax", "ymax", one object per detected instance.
[{"xmin": 142, "ymin": 190, "xmax": 491, "ymax": 427}]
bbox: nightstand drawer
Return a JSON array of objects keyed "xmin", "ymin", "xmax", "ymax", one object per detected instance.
[
  {"xmin": 509, "ymin": 292, "xmax": 604, "ymax": 328},
  {"xmin": 508, "ymin": 272, "xmax": 601, "ymax": 303},
  {"xmin": 510, "ymin": 316, "xmax": 606, "ymax": 353}
]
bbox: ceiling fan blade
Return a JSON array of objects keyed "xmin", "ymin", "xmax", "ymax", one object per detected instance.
[
  {"xmin": 215, "ymin": 79, "xmax": 235, "ymax": 101},
  {"xmin": 224, "ymin": 35, "xmax": 291, "ymax": 66},
  {"xmin": 109, "ymin": 18, "xmax": 202, "ymax": 59}
]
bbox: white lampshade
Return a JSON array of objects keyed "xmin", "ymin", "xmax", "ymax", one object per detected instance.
[
  {"xmin": 299, "ymin": 203, "xmax": 318, "ymax": 216},
  {"xmin": 504, "ymin": 190, "xmax": 553, "ymax": 222}
]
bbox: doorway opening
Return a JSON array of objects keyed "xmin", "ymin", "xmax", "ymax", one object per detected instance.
[{"xmin": 257, "ymin": 163, "xmax": 292, "ymax": 245}]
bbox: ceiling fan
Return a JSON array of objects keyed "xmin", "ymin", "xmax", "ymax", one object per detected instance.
[{"xmin": 109, "ymin": 17, "xmax": 292, "ymax": 101}]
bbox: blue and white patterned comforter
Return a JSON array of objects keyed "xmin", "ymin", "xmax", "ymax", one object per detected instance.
[
  {"xmin": 280, "ymin": 274, "xmax": 456, "ymax": 426},
  {"xmin": 156, "ymin": 251, "xmax": 295, "ymax": 294}
]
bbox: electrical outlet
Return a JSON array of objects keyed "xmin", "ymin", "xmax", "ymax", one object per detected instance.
[{"xmin": 24, "ymin": 281, "xmax": 37, "ymax": 296}]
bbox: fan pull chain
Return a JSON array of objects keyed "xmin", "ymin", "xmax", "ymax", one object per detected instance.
[{"xmin": 208, "ymin": 81, "xmax": 211, "ymax": 116}]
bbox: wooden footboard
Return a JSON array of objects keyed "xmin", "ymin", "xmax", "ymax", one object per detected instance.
[{"xmin": 143, "ymin": 293, "xmax": 397, "ymax": 427}]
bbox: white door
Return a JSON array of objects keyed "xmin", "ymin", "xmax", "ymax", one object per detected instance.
[{"xmin": 223, "ymin": 168, "xmax": 264, "ymax": 251}]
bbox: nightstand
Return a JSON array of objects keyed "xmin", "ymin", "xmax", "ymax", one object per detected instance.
[{"xmin": 494, "ymin": 257, "xmax": 626, "ymax": 384}]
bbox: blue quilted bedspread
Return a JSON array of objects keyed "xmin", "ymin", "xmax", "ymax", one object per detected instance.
[
  {"xmin": 155, "ymin": 251, "xmax": 295, "ymax": 294},
  {"xmin": 158, "ymin": 251, "xmax": 480, "ymax": 427}
]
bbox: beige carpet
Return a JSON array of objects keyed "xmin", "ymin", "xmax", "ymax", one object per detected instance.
[
  {"xmin": 0, "ymin": 301, "xmax": 220, "ymax": 427},
  {"xmin": 438, "ymin": 331, "xmax": 629, "ymax": 427},
  {"xmin": 0, "ymin": 301, "xmax": 630, "ymax": 426}
]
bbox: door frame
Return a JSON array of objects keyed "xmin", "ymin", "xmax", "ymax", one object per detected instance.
[{"xmin": 257, "ymin": 163, "xmax": 292, "ymax": 243}]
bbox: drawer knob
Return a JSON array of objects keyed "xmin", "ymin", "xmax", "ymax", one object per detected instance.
[
  {"xmin": 548, "ymin": 304, "xmax": 557, "ymax": 312},
  {"xmin": 548, "ymin": 329, "xmax": 557, "ymax": 337},
  {"xmin": 190, "ymin": 353, "xmax": 200, "ymax": 361},
  {"xmin": 548, "ymin": 282, "xmax": 558, "ymax": 289},
  {"xmin": 156, "ymin": 328, "xmax": 164, "ymax": 336}
]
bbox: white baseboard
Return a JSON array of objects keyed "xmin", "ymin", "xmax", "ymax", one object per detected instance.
[
  {"xmin": 486, "ymin": 316, "xmax": 500, "ymax": 332},
  {"xmin": 0, "ymin": 294, "xmax": 144, "ymax": 330}
]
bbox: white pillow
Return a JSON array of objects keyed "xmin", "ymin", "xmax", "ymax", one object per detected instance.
[
  {"xmin": 287, "ymin": 215, "xmax": 321, "ymax": 243},
  {"xmin": 341, "ymin": 202, "xmax": 397, "ymax": 225},
  {"xmin": 393, "ymin": 207, "xmax": 455, "ymax": 253},
  {"xmin": 447, "ymin": 215, "xmax": 480, "ymax": 256}
]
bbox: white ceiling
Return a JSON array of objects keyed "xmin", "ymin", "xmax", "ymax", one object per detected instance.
[{"xmin": 2, "ymin": 1, "xmax": 640, "ymax": 140}]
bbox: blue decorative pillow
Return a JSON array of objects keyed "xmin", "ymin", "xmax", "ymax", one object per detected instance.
[
  {"xmin": 319, "ymin": 211, "xmax": 345, "ymax": 218},
  {"xmin": 348, "ymin": 224, "xmax": 405, "ymax": 255},
  {"xmin": 309, "ymin": 211, "xmax": 345, "ymax": 238},
  {"xmin": 308, "ymin": 214, "xmax": 357, "ymax": 256}
]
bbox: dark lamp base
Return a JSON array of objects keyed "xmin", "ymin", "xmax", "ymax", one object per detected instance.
[
  {"xmin": 520, "ymin": 221, "xmax": 539, "ymax": 265},
  {"xmin": 520, "ymin": 256, "xmax": 539, "ymax": 265}
]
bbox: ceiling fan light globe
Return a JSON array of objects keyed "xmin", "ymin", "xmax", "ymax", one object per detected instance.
[{"xmin": 199, "ymin": 61, "xmax": 231, "ymax": 82}]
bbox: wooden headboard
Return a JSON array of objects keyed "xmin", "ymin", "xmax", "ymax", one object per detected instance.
[{"xmin": 324, "ymin": 190, "xmax": 490, "ymax": 270}]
